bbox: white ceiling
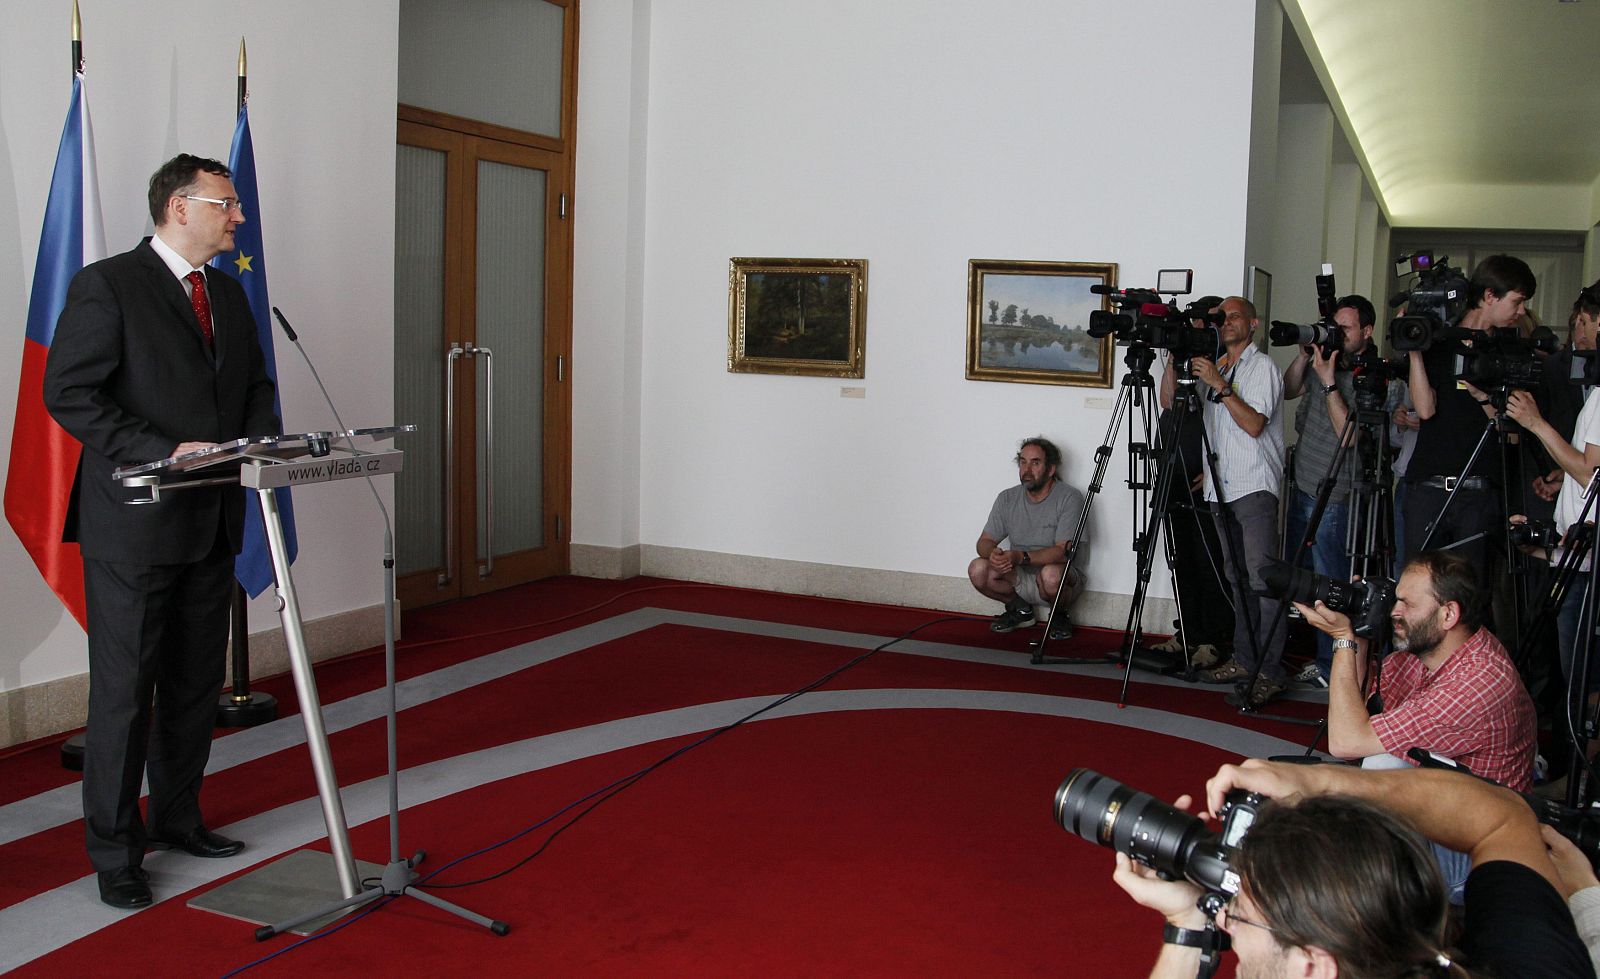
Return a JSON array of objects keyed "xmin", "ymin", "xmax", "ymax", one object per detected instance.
[{"xmin": 1283, "ymin": 0, "xmax": 1600, "ymax": 231}]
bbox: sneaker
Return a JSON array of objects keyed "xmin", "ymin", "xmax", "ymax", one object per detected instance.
[
  {"xmin": 1047, "ymin": 616, "xmax": 1074, "ymax": 641},
  {"xmin": 1226, "ymin": 676, "xmax": 1288, "ymax": 709},
  {"xmin": 990, "ymin": 601, "xmax": 1035, "ymax": 634},
  {"xmin": 1197, "ymin": 660, "xmax": 1252, "ymax": 685},
  {"xmin": 1294, "ymin": 662, "xmax": 1329, "ymax": 689}
]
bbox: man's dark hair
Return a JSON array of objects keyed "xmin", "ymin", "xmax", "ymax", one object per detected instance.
[
  {"xmin": 1575, "ymin": 278, "xmax": 1600, "ymax": 320},
  {"xmin": 148, "ymin": 154, "xmax": 231, "ymax": 226},
  {"xmin": 1237, "ymin": 796, "xmax": 1469, "ymax": 978},
  {"xmin": 1469, "ymin": 254, "xmax": 1536, "ymax": 305},
  {"xmin": 1016, "ymin": 436, "xmax": 1062, "ymax": 482},
  {"xmin": 1403, "ymin": 550, "xmax": 1485, "ymax": 633},
  {"xmin": 1336, "ymin": 294, "xmax": 1377, "ymax": 329}
]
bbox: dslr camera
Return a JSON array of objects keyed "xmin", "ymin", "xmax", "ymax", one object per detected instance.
[
  {"xmin": 1508, "ymin": 518, "xmax": 1561, "ymax": 549},
  {"xmin": 1054, "ymin": 768, "xmax": 1265, "ymax": 914},
  {"xmin": 1259, "ymin": 558, "xmax": 1395, "ymax": 640},
  {"xmin": 1267, "ymin": 264, "xmax": 1343, "ymax": 359}
]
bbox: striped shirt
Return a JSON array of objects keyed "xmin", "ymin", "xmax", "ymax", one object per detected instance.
[
  {"xmin": 1369, "ymin": 627, "xmax": 1537, "ymax": 791},
  {"xmin": 1201, "ymin": 343, "xmax": 1285, "ymax": 504}
]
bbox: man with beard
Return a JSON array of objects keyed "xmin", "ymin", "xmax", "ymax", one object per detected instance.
[
  {"xmin": 1294, "ymin": 550, "xmax": 1537, "ymax": 791},
  {"xmin": 968, "ymin": 436, "xmax": 1090, "ymax": 641},
  {"xmin": 1280, "ymin": 295, "xmax": 1381, "ymax": 686}
]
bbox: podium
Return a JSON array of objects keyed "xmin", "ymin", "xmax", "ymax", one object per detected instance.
[{"xmin": 115, "ymin": 428, "xmax": 413, "ymax": 926}]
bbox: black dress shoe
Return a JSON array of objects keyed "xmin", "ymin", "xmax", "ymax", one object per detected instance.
[
  {"xmin": 149, "ymin": 826, "xmax": 244, "ymax": 858},
  {"xmin": 98, "ymin": 866, "xmax": 152, "ymax": 909}
]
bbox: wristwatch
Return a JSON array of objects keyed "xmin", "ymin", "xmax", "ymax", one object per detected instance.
[
  {"xmin": 1163, "ymin": 924, "xmax": 1214, "ymax": 949},
  {"xmin": 1322, "ymin": 382, "xmax": 1339, "ymax": 395},
  {"xmin": 1020, "ymin": 551, "xmax": 1031, "ymax": 566},
  {"xmin": 1216, "ymin": 386, "xmax": 1235, "ymax": 399},
  {"xmin": 1332, "ymin": 638, "xmax": 1359, "ymax": 652}
]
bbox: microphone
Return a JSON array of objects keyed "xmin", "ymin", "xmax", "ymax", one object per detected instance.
[{"xmin": 271, "ymin": 306, "xmax": 299, "ymax": 343}]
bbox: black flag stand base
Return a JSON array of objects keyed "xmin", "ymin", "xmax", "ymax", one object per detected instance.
[
  {"xmin": 60, "ymin": 734, "xmax": 84, "ymax": 771},
  {"xmin": 216, "ymin": 582, "xmax": 278, "ymax": 728}
]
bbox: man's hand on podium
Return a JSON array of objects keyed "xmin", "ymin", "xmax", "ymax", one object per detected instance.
[{"xmin": 173, "ymin": 441, "xmax": 220, "ymax": 457}]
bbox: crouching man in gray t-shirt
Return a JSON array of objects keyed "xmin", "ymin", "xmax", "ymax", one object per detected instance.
[{"xmin": 967, "ymin": 436, "xmax": 1090, "ymax": 641}]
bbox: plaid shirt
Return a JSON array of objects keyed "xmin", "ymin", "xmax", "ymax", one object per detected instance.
[{"xmin": 1369, "ymin": 627, "xmax": 1537, "ymax": 791}]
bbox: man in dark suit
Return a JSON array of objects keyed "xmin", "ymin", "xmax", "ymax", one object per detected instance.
[{"xmin": 43, "ymin": 154, "xmax": 279, "ymax": 909}]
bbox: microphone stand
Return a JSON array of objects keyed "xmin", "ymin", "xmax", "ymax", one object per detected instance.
[{"xmin": 251, "ymin": 308, "xmax": 508, "ymax": 941}]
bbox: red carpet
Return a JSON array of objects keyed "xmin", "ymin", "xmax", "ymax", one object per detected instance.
[{"xmin": 0, "ymin": 577, "xmax": 1293, "ymax": 976}]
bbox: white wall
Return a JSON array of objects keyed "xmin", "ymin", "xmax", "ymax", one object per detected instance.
[
  {"xmin": 573, "ymin": 0, "xmax": 1259, "ymax": 599},
  {"xmin": 0, "ymin": 2, "xmax": 399, "ymax": 693}
]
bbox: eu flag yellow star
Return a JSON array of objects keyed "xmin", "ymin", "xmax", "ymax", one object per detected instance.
[{"xmin": 233, "ymin": 252, "xmax": 254, "ymax": 274}]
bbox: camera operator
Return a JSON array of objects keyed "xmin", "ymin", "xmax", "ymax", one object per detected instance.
[
  {"xmin": 1160, "ymin": 297, "xmax": 1288, "ymax": 707},
  {"xmin": 1401, "ymin": 255, "xmax": 1538, "ymax": 577},
  {"xmin": 1504, "ymin": 281, "xmax": 1600, "ymax": 687},
  {"xmin": 1281, "ymin": 295, "xmax": 1379, "ymax": 686},
  {"xmin": 1152, "ymin": 296, "xmax": 1234, "ymax": 668},
  {"xmin": 1293, "ymin": 550, "xmax": 1536, "ymax": 792},
  {"xmin": 1112, "ymin": 758, "xmax": 1592, "ymax": 979}
]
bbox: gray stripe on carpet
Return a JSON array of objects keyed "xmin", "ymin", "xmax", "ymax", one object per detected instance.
[{"xmin": 0, "ymin": 608, "xmax": 1320, "ymax": 847}]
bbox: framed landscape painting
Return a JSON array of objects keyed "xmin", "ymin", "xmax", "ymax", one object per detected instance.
[
  {"xmin": 728, "ymin": 257, "xmax": 867, "ymax": 378},
  {"xmin": 966, "ymin": 259, "xmax": 1117, "ymax": 387}
]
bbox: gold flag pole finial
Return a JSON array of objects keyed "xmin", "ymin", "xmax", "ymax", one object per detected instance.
[
  {"xmin": 71, "ymin": 0, "xmax": 83, "ymax": 76},
  {"xmin": 237, "ymin": 38, "xmax": 248, "ymax": 112}
]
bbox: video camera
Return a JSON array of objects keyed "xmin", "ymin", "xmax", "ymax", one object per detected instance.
[
  {"xmin": 1348, "ymin": 348, "xmax": 1407, "ymax": 410},
  {"xmin": 1054, "ymin": 768, "xmax": 1264, "ymax": 915},
  {"xmin": 1087, "ymin": 269, "xmax": 1223, "ymax": 363},
  {"xmin": 1390, "ymin": 253, "xmax": 1472, "ymax": 352},
  {"xmin": 1259, "ymin": 559, "xmax": 1395, "ymax": 640},
  {"xmin": 1455, "ymin": 329, "xmax": 1552, "ymax": 405},
  {"xmin": 1267, "ymin": 264, "xmax": 1342, "ymax": 358}
]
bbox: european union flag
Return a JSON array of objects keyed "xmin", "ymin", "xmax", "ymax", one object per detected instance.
[{"xmin": 214, "ymin": 104, "xmax": 296, "ymax": 597}]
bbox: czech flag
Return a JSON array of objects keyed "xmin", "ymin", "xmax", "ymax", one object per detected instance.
[
  {"xmin": 214, "ymin": 103, "xmax": 296, "ymax": 597},
  {"xmin": 4, "ymin": 72, "xmax": 106, "ymax": 629}
]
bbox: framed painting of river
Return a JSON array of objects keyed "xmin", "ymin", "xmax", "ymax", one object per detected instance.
[{"xmin": 965, "ymin": 259, "xmax": 1117, "ymax": 387}]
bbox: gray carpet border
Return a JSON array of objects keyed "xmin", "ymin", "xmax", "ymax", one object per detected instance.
[{"xmin": 0, "ymin": 609, "xmax": 1321, "ymax": 846}]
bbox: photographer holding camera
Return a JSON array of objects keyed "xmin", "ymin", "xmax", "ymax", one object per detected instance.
[
  {"xmin": 1281, "ymin": 295, "xmax": 1379, "ymax": 685},
  {"xmin": 1401, "ymin": 255, "xmax": 1538, "ymax": 576},
  {"xmin": 1159, "ymin": 297, "xmax": 1289, "ymax": 707},
  {"xmin": 1504, "ymin": 282, "xmax": 1600, "ymax": 685},
  {"xmin": 1293, "ymin": 550, "xmax": 1536, "ymax": 792},
  {"xmin": 1110, "ymin": 759, "xmax": 1592, "ymax": 979}
]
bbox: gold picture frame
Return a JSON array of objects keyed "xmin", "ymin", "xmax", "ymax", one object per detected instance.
[
  {"xmin": 966, "ymin": 259, "xmax": 1117, "ymax": 388},
  {"xmin": 728, "ymin": 257, "xmax": 867, "ymax": 378}
]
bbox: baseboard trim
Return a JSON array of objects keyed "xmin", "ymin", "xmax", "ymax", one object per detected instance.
[
  {"xmin": 638, "ymin": 544, "xmax": 1174, "ymax": 634},
  {"xmin": 571, "ymin": 542, "xmax": 642, "ymax": 579},
  {"xmin": 0, "ymin": 603, "xmax": 392, "ymax": 751}
]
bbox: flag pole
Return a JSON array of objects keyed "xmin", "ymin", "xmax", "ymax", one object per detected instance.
[{"xmin": 219, "ymin": 35, "xmax": 278, "ymax": 729}]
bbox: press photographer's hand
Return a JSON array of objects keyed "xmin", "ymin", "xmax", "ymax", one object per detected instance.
[
  {"xmin": 1292, "ymin": 599, "xmax": 1356, "ymax": 642},
  {"xmin": 1110, "ymin": 793, "xmax": 1207, "ymax": 929}
]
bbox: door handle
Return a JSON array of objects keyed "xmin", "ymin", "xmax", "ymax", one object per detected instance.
[
  {"xmin": 439, "ymin": 343, "xmax": 467, "ymax": 587},
  {"xmin": 474, "ymin": 344, "xmax": 495, "ymax": 579}
]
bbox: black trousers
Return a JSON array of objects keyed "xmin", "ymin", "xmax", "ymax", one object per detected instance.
[{"xmin": 81, "ymin": 537, "xmax": 233, "ymax": 872}]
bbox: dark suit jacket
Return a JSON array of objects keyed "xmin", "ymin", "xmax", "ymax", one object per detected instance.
[{"xmin": 43, "ymin": 238, "xmax": 280, "ymax": 565}]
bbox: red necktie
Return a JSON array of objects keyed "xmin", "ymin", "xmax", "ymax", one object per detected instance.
[{"xmin": 186, "ymin": 270, "xmax": 214, "ymax": 345}]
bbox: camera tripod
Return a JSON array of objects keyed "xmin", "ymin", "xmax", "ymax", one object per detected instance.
[
  {"xmin": 1513, "ymin": 472, "xmax": 1600, "ymax": 809},
  {"xmin": 1029, "ymin": 347, "xmax": 1247, "ymax": 703}
]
